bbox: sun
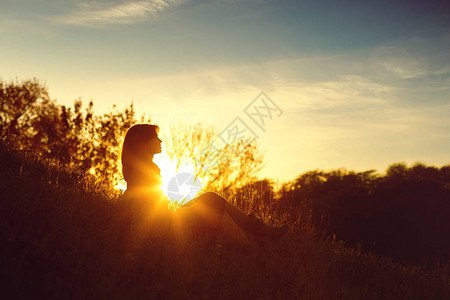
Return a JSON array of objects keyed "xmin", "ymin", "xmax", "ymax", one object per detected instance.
[
  {"xmin": 153, "ymin": 149, "xmax": 202, "ymax": 203},
  {"xmin": 113, "ymin": 149, "xmax": 204, "ymax": 204}
]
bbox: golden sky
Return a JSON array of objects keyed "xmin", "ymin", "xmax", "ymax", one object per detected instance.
[{"xmin": 1, "ymin": 0, "xmax": 449, "ymax": 183}]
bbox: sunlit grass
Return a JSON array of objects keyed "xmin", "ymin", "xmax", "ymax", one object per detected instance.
[{"xmin": 114, "ymin": 179, "xmax": 127, "ymax": 193}]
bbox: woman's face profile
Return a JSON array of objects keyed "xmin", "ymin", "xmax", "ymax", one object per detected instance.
[{"xmin": 146, "ymin": 136, "xmax": 162, "ymax": 155}]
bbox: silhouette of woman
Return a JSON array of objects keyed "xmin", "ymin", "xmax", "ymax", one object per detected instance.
[{"xmin": 121, "ymin": 124, "xmax": 287, "ymax": 245}]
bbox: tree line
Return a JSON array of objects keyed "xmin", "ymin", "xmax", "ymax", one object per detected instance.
[
  {"xmin": 235, "ymin": 165, "xmax": 450, "ymax": 266},
  {"xmin": 2, "ymin": 78, "xmax": 448, "ymax": 267},
  {"xmin": 0, "ymin": 78, "xmax": 262, "ymax": 191},
  {"xmin": 1, "ymin": 79, "xmax": 141, "ymax": 186}
]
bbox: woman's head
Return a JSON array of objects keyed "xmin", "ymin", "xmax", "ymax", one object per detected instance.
[{"xmin": 121, "ymin": 124, "xmax": 161, "ymax": 183}]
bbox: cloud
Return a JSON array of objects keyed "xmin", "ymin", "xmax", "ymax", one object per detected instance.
[
  {"xmin": 0, "ymin": 18, "xmax": 55, "ymax": 37},
  {"xmin": 48, "ymin": 0, "xmax": 182, "ymax": 27}
]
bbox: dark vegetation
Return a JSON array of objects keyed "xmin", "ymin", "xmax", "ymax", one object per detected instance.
[
  {"xmin": 1, "ymin": 78, "xmax": 141, "ymax": 186},
  {"xmin": 1, "ymin": 78, "xmax": 449, "ymax": 298},
  {"xmin": 0, "ymin": 79, "xmax": 262, "ymax": 191},
  {"xmin": 0, "ymin": 141, "xmax": 448, "ymax": 299},
  {"xmin": 236, "ymin": 166, "xmax": 450, "ymax": 267},
  {"xmin": 287, "ymin": 166, "xmax": 450, "ymax": 267}
]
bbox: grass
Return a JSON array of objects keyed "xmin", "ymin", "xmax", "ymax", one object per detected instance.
[{"xmin": 0, "ymin": 141, "xmax": 448, "ymax": 299}]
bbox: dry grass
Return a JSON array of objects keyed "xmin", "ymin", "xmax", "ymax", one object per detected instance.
[{"xmin": 0, "ymin": 141, "xmax": 448, "ymax": 299}]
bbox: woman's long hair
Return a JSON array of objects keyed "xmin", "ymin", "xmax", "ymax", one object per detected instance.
[{"xmin": 121, "ymin": 124, "xmax": 159, "ymax": 183}]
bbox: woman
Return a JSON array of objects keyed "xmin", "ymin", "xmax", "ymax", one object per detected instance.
[{"xmin": 121, "ymin": 124, "xmax": 287, "ymax": 245}]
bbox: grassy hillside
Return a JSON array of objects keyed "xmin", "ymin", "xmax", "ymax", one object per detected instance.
[{"xmin": 0, "ymin": 141, "xmax": 448, "ymax": 299}]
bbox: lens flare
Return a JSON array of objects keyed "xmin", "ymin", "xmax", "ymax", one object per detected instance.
[{"xmin": 153, "ymin": 150, "xmax": 200, "ymax": 202}]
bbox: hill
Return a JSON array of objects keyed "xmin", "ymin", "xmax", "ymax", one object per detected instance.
[{"xmin": 0, "ymin": 141, "xmax": 448, "ymax": 299}]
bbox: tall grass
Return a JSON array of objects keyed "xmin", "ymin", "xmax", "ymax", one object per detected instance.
[{"xmin": 0, "ymin": 141, "xmax": 448, "ymax": 299}]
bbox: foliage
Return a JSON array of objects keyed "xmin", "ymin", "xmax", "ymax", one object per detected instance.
[
  {"xmin": 1, "ymin": 79, "xmax": 263, "ymax": 190},
  {"xmin": 1, "ymin": 78, "xmax": 53, "ymax": 145},
  {"xmin": 2, "ymin": 78, "xmax": 448, "ymax": 272},
  {"xmin": 0, "ymin": 141, "xmax": 448, "ymax": 299},
  {"xmin": 279, "ymin": 165, "xmax": 450, "ymax": 267},
  {"xmin": 163, "ymin": 121, "xmax": 264, "ymax": 193},
  {"xmin": 1, "ymin": 78, "xmax": 142, "ymax": 186}
]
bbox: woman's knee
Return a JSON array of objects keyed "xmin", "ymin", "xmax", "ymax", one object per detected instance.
[{"xmin": 196, "ymin": 192, "xmax": 226, "ymax": 207}]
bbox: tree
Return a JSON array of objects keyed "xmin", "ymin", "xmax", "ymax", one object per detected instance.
[
  {"xmin": 0, "ymin": 78, "xmax": 52, "ymax": 143},
  {"xmin": 163, "ymin": 121, "xmax": 264, "ymax": 195},
  {"xmin": 1, "ymin": 79, "xmax": 141, "ymax": 186},
  {"xmin": 1, "ymin": 79, "xmax": 262, "ymax": 190}
]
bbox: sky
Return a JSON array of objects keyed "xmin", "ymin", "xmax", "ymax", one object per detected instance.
[{"xmin": 1, "ymin": 0, "xmax": 450, "ymax": 184}]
